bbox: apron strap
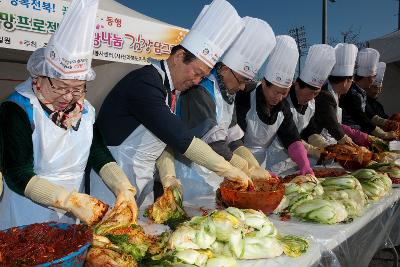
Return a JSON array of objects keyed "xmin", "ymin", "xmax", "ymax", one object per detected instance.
[{"xmin": 160, "ymin": 61, "xmax": 174, "ymax": 111}]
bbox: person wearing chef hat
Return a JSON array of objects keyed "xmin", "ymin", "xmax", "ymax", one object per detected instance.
[
  {"xmin": 0, "ymin": 0, "xmax": 139, "ymax": 230},
  {"xmin": 303, "ymin": 44, "xmax": 385, "ymax": 149},
  {"xmin": 157, "ymin": 17, "xmax": 277, "ymax": 201},
  {"xmin": 262, "ymin": 43, "xmax": 336, "ymax": 175},
  {"xmin": 340, "ymin": 48, "xmax": 397, "ymax": 140},
  {"xmin": 364, "ymin": 62, "xmax": 400, "ymax": 131},
  {"xmin": 92, "ymin": 0, "xmax": 252, "ymax": 208},
  {"xmin": 235, "ymin": 36, "xmax": 315, "ymax": 179}
]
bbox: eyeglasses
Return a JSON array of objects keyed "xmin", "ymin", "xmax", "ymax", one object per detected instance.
[
  {"xmin": 47, "ymin": 77, "xmax": 87, "ymax": 97},
  {"xmin": 230, "ymin": 69, "xmax": 252, "ymax": 85}
]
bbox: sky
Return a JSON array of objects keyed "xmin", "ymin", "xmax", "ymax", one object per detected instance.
[{"xmin": 117, "ymin": 0, "xmax": 398, "ymax": 47}]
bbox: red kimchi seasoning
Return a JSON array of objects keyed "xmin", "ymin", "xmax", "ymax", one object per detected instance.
[{"xmin": 0, "ymin": 223, "xmax": 92, "ymax": 267}]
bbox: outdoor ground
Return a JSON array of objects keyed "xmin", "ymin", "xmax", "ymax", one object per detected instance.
[{"xmin": 369, "ymin": 248, "xmax": 399, "ymax": 267}]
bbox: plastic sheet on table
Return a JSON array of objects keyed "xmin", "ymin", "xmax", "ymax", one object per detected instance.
[{"xmin": 270, "ymin": 189, "xmax": 400, "ymax": 267}]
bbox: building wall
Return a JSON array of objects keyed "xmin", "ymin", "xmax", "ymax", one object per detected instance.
[{"xmin": 377, "ymin": 62, "xmax": 400, "ymax": 116}]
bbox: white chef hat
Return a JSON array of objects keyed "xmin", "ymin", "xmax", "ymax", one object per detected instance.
[
  {"xmin": 331, "ymin": 43, "xmax": 358, "ymax": 77},
  {"xmin": 180, "ymin": 0, "xmax": 244, "ymax": 68},
  {"xmin": 263, "ymin": 35, "xmax": 299, "ymax": 88},
  {"xmin": 300, "ymin": 44, "xmax": 336, "ymax": 88},
  {"xmin": 373, "ymin": 62, "xmax": 386, "ymax": 87},
  {"xmin": 27, "ymin": 0, "xmax": 98, "ymax": 81},
  {"xmin": 356, "ymin": 48, "xmax": 380, "ymax": 77},
  {"xmin": 220, "ymin": 17, "xmax": 275, "ymax": 80}
]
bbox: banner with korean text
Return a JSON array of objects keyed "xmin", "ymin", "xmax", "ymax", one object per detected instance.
[{"xmin": 0, "ymin": 0, "xmax": 188, "ymax": 64}]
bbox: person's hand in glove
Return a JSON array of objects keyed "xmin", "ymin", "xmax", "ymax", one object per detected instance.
[
  {"xmin": 156, "ymin": 147, "xmax": 183, "ymax": 194},
  {"xmin": 288, "ymin": 141, "xmax": 314, "ymax": 176},
  {"xmin": 368, "ymin": 135, "xmax": 385, "ymax": 144},
  {"xmin": 248, "ymin": 166, "xmax": 272, "ymax": 180},
  {"xmin": 308, "ymin": 134, "xmax": 329, "ymax": 149},
  {"xmin": 337, "ymin": 134, "xmax": 357, "ymax": 147},
  {"xmin": 341, "ymin": 125, "xmax": 369, "ymax": 147},
  {"xmin": 302, "ymin": 140, "xmax": 324, "ymax": 159},
  {"xmin": 372, "ymin": 115, "xmax": 400, "ymax": 132},
  {"xmin": 232, "ymin": 146, "xmax": 272, "ymax": 180},
  {"xmin": 184, "ymin": 138, "xmax": 254, "ymax": 190},
  {"xmin": 372, "ymin": 127, "xmax": 397, "ymax": 141},
  {"xmin": 291, "ymin": 174, "xmax": 319, "ymax": 184},
  {"xmin": 99, "ymin": 162, "xmax": 138, "ymax": 222},
  {"xmin": 25, "ymin": 176, "xmax": 109, "ymax": 225}
]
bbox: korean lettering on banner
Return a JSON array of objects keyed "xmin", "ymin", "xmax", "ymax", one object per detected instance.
[
  {"xmin": 0, "ymin": 11, "xmax": 59, "ymax": 33},
  {"xmin": 9, "ymin": 0, "xmax": 56, "ymax": 13},
  {"xmin": 124, "ymin": 34, "xmax": 173, "ymax": 55},
  {"xmin": 0, "ymin": 36, "xmax": 12, "ymax": 45},
  {"xmin": 106, "ymin": 16, "xmax": 122, "ymax": 28},
  {"xmin": 94, "ymin": 31, "xmax": 124, "ymax": 49}
]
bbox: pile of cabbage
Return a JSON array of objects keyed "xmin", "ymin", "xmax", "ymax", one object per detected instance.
[
  {"xmin": 282, "ymin": 170, "xmax": 392, "ymax": 224},
  {"xmin": 351, "ymin": 169, "xmax": 392, "ymax": 200},
  {"xmin": 142, "ymin": 208, "xmax": 309, "ymax": 266}
]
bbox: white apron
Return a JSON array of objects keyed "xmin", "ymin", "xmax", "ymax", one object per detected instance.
[
  {"xmin": 0, "ymin": 79, "xmax": 94, "ymax": 230},
  {"xmin": 90, "ymin": 61, "xmax": 171, "ymax": 208},
  {"xmin": 266, "ymin": 97, "xmax": 315, "ymax": 175},
  {"xmin": 175, "ymin": 74, "xmax": 244, "ymax": 201},
  {"xmin": 321, "ymin": 83, "xmax": 343, "ymax": 145},
  {"xmin": 243, "ymin": 88, "xmax": 284, "ymax": 168}
]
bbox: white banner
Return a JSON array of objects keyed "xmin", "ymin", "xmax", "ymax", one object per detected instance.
[{"xmin": 0, "ymin": 0, "xmax": 188, "ymax": 65}]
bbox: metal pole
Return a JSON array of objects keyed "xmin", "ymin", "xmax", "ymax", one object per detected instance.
[
  {"xmin": 322, "ymin": 0, "xmax": 327, "ymax": 44},
  {"xmin": 398, "ymin": 0, "xmax": 400, "ymax": 30},
  {"xmin": 296, "ymin": 28, "xmax": 301, "ymax": 75}
]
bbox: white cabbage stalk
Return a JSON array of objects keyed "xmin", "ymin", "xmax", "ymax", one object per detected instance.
[
  {"xmin": 225, "ymin": 207, "xmax": 245, "ymax": 221},
  {"xmin": 240, "ymin": 236, "xmax": 283, "ymax": 259},
  {"xmin": 168, "ymin": 225, "xmax": 200, "ymax": 250},
  {"xmin": 210, "ymin": 240, "xmax": 234, "ymax": 258},
  {"xmin": 228, "ymin": 230, "xmax": 244, "ymax": 258},
  {"xmin": 242, "ymin": 209, "xmax": 269, "ymax": 230},
  {"xmin": 175, "ymin": 249, "xmax": 210, "ymax": 266},
  {"xmin": 274, "ymin": 195, "xmax": 290, "ymax": 213},
  {"xmin": 189, "ymin": 216, "xmax": 216, "ymax": 249},
  {"xmin": 293, "ymin": 199, "xmax": 348, "ymax": 224},
  {"xmin": 330, "ymin": 200, "xmax": 349, "ymax": 222},
  {"xmin": 206, "ymin": 256, "xmax": 239, "ymax": 267},
  {"xmin": 211, "ymin": 210, "xmax": 242, "ymax": 242}
]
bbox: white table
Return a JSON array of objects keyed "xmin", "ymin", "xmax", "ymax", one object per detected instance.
[{"xmin": 180, "ymin": 188, "xmax": 400, "ymax": 267}]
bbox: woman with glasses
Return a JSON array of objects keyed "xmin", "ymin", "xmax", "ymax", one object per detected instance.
[
  {"xmin": 169, "ymin": 18, "xmax": 277, "ymax": 201},
  {"xmin": 0, "ymin": 0, "xmax": 138, "ymax": 230}
]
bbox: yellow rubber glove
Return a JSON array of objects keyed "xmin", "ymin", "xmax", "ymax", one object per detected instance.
[
  {"xmin": 291, "ymin": 174, "xmax": 319, "ymax": 184},
  {"xmin": 308, "ymin": 134, "xmax": 330, "ymax": 148},
  {"xmin": 184, "ymin": 138, "xmax": 253, "ymax": 189},
  {"xmin": 232, "ymin": 146, "xmax": 272, "ymax": 180},
  {"xmin": 156, "ymin": 147, "xmax": 182, "ymax": 193},
  {"xmin": 229, "ymin": 154, "xmax": 271, "ymax": 180},
  {"xmin": 99, "ymin": 162, "xmax": 138, "ymax": 221},
  {"xmin": 371, "ymin": 115, "xmax": 388, "ymax": 127},
  {"xmin": 232, "ymin": 146, "xmax": 261, "ymax": 168},
  {"xmin": 338, "ymin": 134, "xmax": 357, "ymax": 146},
  {"xmin": 25, "ymin": 176, "xmax": 109, "ymax": 225},
  {"xmin": 371, "ymin": 127, "xmax": 397, "ymax": 141},
  {"xmin": 302, "ymin": 140, "xmax": 323, "ymax": 159}
]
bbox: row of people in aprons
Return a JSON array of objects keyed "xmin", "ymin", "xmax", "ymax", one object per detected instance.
[
  {"xmin": 1, "ymin": 0, "xmax": 398, "ymax": 230},
  {"xmin": 0, "ymin": 0, "xmax": 256, "ymax": 229},
  {"xmin": 140, "ymin": 32, "xmax": 398, "ymax": 201}
]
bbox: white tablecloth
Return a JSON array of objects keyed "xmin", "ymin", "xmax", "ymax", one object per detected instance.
[{"xmin": 178, "ymin": 188, "xmax": 400, "ymax": 267}]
